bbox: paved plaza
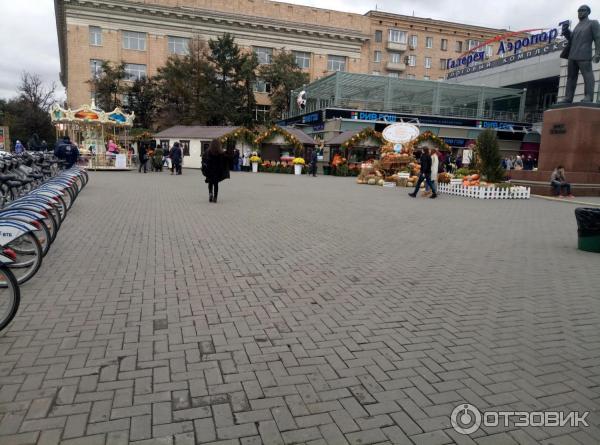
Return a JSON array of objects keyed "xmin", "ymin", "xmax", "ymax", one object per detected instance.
[{"xmin": 0, "ymin": 170, "xmax": 599, "ymax": 445}]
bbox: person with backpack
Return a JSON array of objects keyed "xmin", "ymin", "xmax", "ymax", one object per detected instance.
[
  {"xmin": 169, "ymin": 142, "xmax": 183, "ymax": 175},
  {"xmin": 202, "ymin": 139, "xmax": 229, "ymax": 203},
  {"xmin": 54, "ymin": 135, "xmax": 80, "ymax": 168}
]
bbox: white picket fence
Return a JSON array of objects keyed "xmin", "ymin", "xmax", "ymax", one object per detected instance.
[{"xmin": 437, "ymin": 183, "xmax": 530, "ymax": 199}]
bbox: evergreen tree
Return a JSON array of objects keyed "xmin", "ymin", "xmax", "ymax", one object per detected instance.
[
  {"xmin": 208, "ymin": 33, "xmax": 256, "ymax": 125},
  {"xmin": 89, "ymin": 61, "xmax": 127, "ymax": 110},
  {"xmin": 476, "ymin": 129, "xmax": 504, "ymax": 183},
  {"xmin": 238, "ymin": 52, "xmax": 259, "ymax": 127},
  {"xmin": 155, "ymin": 37, "xmax": 215, "ymax": 127},
  {"xmin": 126, "ymin": 77, "xmax": 158, "ymax": 129},
  {"xmin": 258, "ymin": 50, "xmax": 309, "ymax": 120}
]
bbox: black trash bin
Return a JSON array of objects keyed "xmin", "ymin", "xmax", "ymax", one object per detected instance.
[{"xmin": 575, "ymin": 207, "xmax": 600, "ymax": 253}]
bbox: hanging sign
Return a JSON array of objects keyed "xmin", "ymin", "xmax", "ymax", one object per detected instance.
[{"xmin": 382, "ymin": 123, "xmax": 420, "ymax": 144}]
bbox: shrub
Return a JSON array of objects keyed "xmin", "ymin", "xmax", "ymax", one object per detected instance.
[{"xmin": 476, "ymin": 129, "xmax": 504, "ymax": 183}]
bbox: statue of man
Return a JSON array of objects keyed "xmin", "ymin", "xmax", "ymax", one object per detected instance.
[{"xmin": 560, "ymin": 5, "xmax": 600, "ymax": 103}]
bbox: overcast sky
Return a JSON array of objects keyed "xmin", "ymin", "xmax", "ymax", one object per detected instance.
[{"xmin": 0, "ymin": 0, "xmax": 582, "ymax": 101}]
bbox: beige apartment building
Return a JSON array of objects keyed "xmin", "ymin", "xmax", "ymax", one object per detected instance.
[{"xmin": 55, "ymin": 0, "xmax": 508, "ymax": 117}]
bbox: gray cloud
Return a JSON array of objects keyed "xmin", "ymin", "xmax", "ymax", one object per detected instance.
[{"xmin": 0, "ymin": 0, "xmax": 582, "ymax": 101}]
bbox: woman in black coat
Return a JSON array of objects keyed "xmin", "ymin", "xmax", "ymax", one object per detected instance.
[{"xmin": 202, "ymin": 139, "xmax": 229, "ymax": 203}]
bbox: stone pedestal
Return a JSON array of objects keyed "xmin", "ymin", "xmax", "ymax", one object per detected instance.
[{"xmin": 510, "ymin": 105, "xmax": 600, "ymax": 196}]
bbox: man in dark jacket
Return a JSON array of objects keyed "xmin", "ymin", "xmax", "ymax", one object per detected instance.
[
  {"xmin": 170, "ymin": 142, "xmax": 183, "ymax": 175},
  {"xmin": 310, "ymin": 150, "xmax": 318, "ymax": 177},
  {"xmin": 409, "ymin": 147, "xmax": 437, "ymax": 199},
  {"xmin": 138, "ymin": 143, "xmax": 148, "ymax": 173},
  {"xmin": 54, "ymin": 136, "xmax": 80, "ymax": 168},
  {"xmin": 232, "ymin": 148, "xmax": 240, "ymax": 171}
]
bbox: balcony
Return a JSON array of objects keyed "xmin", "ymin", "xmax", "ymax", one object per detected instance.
[
  {"xmin": 386, "ymin": 62, "xmax": 406, "ymax": 71},
  {"xmin": 386, "ymin": 41, "xmax": 407, "ymax": 52}
]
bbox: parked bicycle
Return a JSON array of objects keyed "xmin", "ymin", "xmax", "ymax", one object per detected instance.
[{"xmin": 0, "ymin": 152, "xmax": 89, "ymax": 332}]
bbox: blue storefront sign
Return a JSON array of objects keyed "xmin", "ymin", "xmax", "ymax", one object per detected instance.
[{"xmin": 278, "ymin": 108, "xmax": 528, "ymax": 132}]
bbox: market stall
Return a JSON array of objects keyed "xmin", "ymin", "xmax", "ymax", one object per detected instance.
[
  {"xmin": 50, "ymin": 100, "xmax": 135, "ymax": 170},
  {"xmin": 254, "ymin": 126, "xmax": 315, "ymax": 162},
  {"xmin": 326, "ymin": 127, "xmax": 385, "ymax": 175}
]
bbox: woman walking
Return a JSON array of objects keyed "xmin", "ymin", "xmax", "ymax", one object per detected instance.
[{"xmin": 202, "ymin": 139, "xmax": 229, "ymax": 203}]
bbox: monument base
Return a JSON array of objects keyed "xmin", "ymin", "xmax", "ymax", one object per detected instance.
[
  {"xmin": 517, "ymin": 106, "xmax": 600, "ymax": 195},
  {"xmin": 537, "ymin": 106, "xmax": 600, "ymax": 173},
  {"xmin": 509, "ymin": 170, "xmax": 600, "ymax": 196}
]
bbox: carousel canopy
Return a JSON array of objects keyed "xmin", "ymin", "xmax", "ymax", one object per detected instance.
[{"xmin": 50, "ymin": 101, "xmax": 134, "ymax": 127}]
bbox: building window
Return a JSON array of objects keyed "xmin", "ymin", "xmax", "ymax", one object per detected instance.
[
  {"xmin": 124, "ymin": 63, "xmax": 146, "ymax": 81},
  {"xmin": 406, "ymin": 74, "xmax": 416, "ymax": 79},
  {"xmin": 390, "ymin": 53, "xmax": 402, "ymax": 64},
  {"xmin": 467, "ymin": 39, "xmax": 480, "ymax": 51},
  {"xmin": 388, "ymin": 29, "xmax": 407, "ymax": 44},
  {"xmin": 441, "ymin": 39, "xmax": 448, "ymax": 51},
  {"xmin": 254, "ymin": 47, "xmax": 273, "ymax": 64},
  {"xmin": 485, "ymin": 44, "xmax": 494, "ymax": 58},
  {"xmin": 426, "ymin": 37, "xmax": 433, "ymax": 48},
  {"xmin": 159, "ymin": 140, "xmax": 170, "ymax": 151},
  {"xmin": 440, "ymin": 58, "xmax": 448, "ymax": 70},
  {"xmin": 388, "ymin": 72, "xmax": 399, "ymax": 78},
  {"xmin": 424, "ymin": 76, "xmax": 430, "ymax": 80},
  {"xmin": 90, "ymin": 59, "xmax": 103, "ymax": 79},
  {"xmin": 409, "ymin": 35, "xmax": 418, "ymax": 49},
  {"xmin": 179, "ymin": 140, "xmax": 190, "ymax": 157},
  {"xmin": 372, "ymin": 71, "xmax": 380, "ymax": 76},
  {"xmin": 407, "ymin": 55, "xmax": 416, "ymax": 67},
  {"xmin": 168, "ymin": 36, "xmax": 189, "ymax": 55},
  {"xmin": 123, "ymin": 31, "xmax": 146, "ymax": 51},
  {"xmin": 254, "ymin": 105, "xmax": 270, "ymax": 123},
  {"xmin": 375, "ymin": 30, "xmax": 382, "ymax": 42},
  {"xmin": 425, "ymin": 57, "xmax": 432, "ymax": 69},
  {"xmin": 293, "ymin": 51, "xmax": 311, "ymax": 69},
  {"xmin": 253, "ymin": 80, "xmax": 271, "ymax": 93},
  {"xmin": 327, "ymin": 55, "xmax": 346, "ymax": 72},
  {"xmin": 89, "ymin": 26, "xmax": 102, "ymax": 46},
  {"xmin": 374, "ymin": 51, "xmax": 381, "ymax": 63},
  {"xmin": 455, "ymin": 41, "xmax": 463, "ymax": 52}
]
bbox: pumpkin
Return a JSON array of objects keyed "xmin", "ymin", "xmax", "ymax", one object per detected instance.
[
  {"xmin": 471, "ymin": 174, "xmax": 480, "ymax": 181},
  {"xmin": 407, "ymin": 182, "xmax": 414, "ymax": 187},
  {"xmin": 368, "ymin": 178, "xmax": 377, "ymax": 185},
  {"xmin": 378, "ymin": 179, "xmax": 384, "ymax": 186}
]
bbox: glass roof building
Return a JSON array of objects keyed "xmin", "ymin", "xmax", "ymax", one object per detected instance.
[
  {"xmin": 280, "ymin": 72, "xmax": 542, "ymax": 158},
  {"xmin": 286, "ymin": 72, "xmax": 529, "ymax": 123}
]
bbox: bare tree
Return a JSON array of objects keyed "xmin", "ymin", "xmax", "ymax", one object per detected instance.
[{"xmin": 18, "ymin": 72, "xmax": 57, "ymax": 111}]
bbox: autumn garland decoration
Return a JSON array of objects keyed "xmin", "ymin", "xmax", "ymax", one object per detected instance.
[
  {"xmin": 341, "ymin": 127, "xmax": 385, "ymax": 150},
  {"xmin": 219, "ymin": 127, "xmax": 256, "ymax": 146},
  {"xmin": 408, "ymin": 131, "xmax": 451, "ymax": 152},
  {"xmin": 254, "ymin": 126, "xmax": 303, "ymax": 154}
]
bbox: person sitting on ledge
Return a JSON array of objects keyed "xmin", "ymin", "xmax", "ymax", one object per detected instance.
[{"xmin": 550, "ymin": 166, "xmax": 575, "ymax": 198}]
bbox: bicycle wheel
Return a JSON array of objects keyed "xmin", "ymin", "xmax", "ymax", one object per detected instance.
[
  {"xmin": 6, "ymin": 233, "xmax": 43, "ymax": 285},
  {"xmin": 0, "ymin": 266, "xmax": 20, "ymax": 333}
]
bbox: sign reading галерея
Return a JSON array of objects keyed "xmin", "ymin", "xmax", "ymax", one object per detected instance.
[
  {"xmin": 447, "ymin": 40, "xmax": 568, "ymax": 79},
  {"xmin": 446, "ymin": 19, "xmax": 569, "ymax": 78}
]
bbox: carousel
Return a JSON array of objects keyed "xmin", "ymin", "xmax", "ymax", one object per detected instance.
[{"xmin": 50, "ymin": 100, "xmax": 135, "ymax": 170}]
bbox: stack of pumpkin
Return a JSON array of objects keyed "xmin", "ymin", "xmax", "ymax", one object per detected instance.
[{"xmin": 462, "ymin": 174, "xmax": 480, "ymax": 187}]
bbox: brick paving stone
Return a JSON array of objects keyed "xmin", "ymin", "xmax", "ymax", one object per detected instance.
[{"xmin": 0, "ymin": 171, "xmax": 598, "ymax": 444}]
